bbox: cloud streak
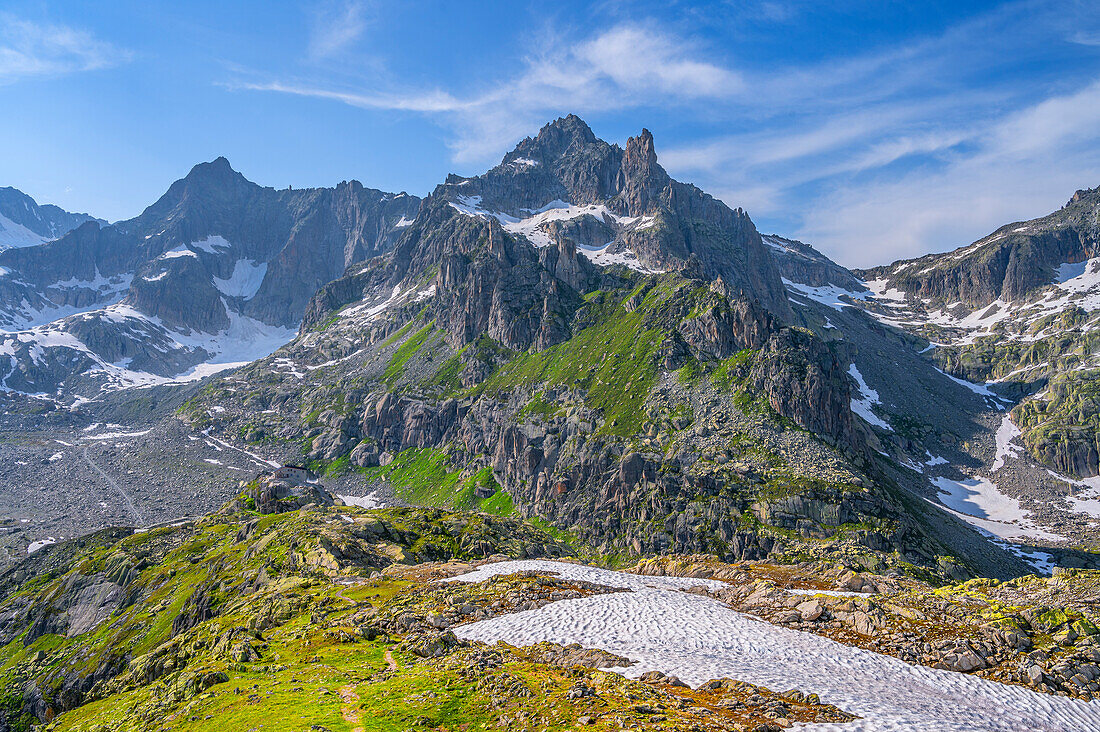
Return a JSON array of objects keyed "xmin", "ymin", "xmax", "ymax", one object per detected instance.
[
  {"xmin": 242, "ymin": 22, "xmax": 741, "ymax": 161},
  {"xmin": 308, "ymin": 1, "xmax": 371, "ymax": 60},
  {"xmin": 0, "ymin": 14, "xmax": 129, "ymax": 83}
]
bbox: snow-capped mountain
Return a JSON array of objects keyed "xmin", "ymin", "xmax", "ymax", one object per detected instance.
[
  {"xmin": 0, "ymin": 187, "xmax": 102, "ymax": 250},
  {"xmin": 0, "ymin": 158, "xmax": 420, "ymax": 403},
  {"xmin": 758, "ymin": 189, "xmax": 1100, "ymax": 554},
  {"xmin": 853, "ymin": 186, "xmax": 1100, "ymax": 477}
]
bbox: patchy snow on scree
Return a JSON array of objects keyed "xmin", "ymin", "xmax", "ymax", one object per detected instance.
[
  {"xmin": 847, "ymin": 364, "xmax": 891, "ymax": 430},
  {"xmin": 449, "ymin": 560, "xmax": 1100, "ymax": 731},
  {"xmin": 931, "ymin": 476, "xmax": 1063, "ymax": 541},
  {"xmin": 991, "ymin": 414, "xmax": 1023, "ymax": 471}
]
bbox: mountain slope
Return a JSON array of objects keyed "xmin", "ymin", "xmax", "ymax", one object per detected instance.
[
  {"xmin": 0, "ymin": 159, "xmax": 419, "ymax": 403},
  {"xmin": 746, "ymin": 194, "xmax": 1100, "ymax": 553},
  {"xmin": 854, "ymin": 188, "xmax": 1100, "ymax": 480},
  {"xmin": 176, "ymin": 117, "xmax": 1032, "ymax": 581},
  {"xmin": 0, "ymin": 187, "xmax": 102, "ymax": 251}
]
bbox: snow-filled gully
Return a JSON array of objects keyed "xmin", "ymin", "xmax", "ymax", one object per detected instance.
[{"xmin": 448, "ymin": 560, "xmax": 1100, "ymax": 731}]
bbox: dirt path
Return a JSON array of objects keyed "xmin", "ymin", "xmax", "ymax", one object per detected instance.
[
  {"xmin": 384, "ymin": 648, "xmax": 398, "ymax": 672},
  {"xmin": 339, "ymin": 685, "xmax": 363, "ymax": 732},
  {"xmin": 81, "ymin": 448, "xmax": 144, "ymax": 524}
]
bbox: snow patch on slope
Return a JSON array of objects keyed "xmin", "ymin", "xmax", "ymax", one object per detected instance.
[
  {"xmin": 848, "ymin": 364, "xmax": 891, "ymax": 430},
  {"xmin": 447, "ymin": 195, "xmax": 657, "ymax": 273},
  {"xmin": 931, "ymin": 476, "xmax": 1062, "ymax": 541},
  {"xmin": 213, "ymin": 260, "xmax": 267, "ymax": 299},
  {"xmin": 991, "ymin": 414, "xmax": 1023, "ymax": 471},
  {"xmin": 450, "ymin": 560, "xmax": 1100, "ymax": 730},
  {"xmin": 0, "ymin": 213, "xmax": 48, "ymax": 249},
  {"xmin": 190, "ymin": 235, "xmax": 232, "ymax": 254},
  {"xmin": 785, "ymin": 279, "xmax": 870, "ymax": 312}
]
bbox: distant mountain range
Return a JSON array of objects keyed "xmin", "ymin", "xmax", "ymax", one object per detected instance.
[
  {"xmin": 0, "ymin": 187, "xmax": 102, "ymax": 250},
  {"xmin": 4, "ymin": 114, "xmax": 1100, "ymax": 572},
  {"xmin": 0, "ymin": 158, "xmax": 419, "ymax": 400}
]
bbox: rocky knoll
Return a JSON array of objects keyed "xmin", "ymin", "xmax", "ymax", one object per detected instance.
[{"xmin": 0, "ymin": 507, "xmax": 859, "ymax": 731}]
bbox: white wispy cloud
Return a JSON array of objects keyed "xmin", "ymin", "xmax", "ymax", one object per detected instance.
[
  {"xmin": 0, "ymin": 15, "xmax": 129, "ymax": 83},
  {"xmin": 242, "ymin": 22, "xmax": 740, "ymax": 161},
  {"xmin": 799, "ymin": 79, "xmax": 1100, "ymax": 268},
  {"xmin": 308, "ymin": 1, "xmax": 371, "ymax": 60},
  {"xmin": 237, "ymin": 80, "xmax": 467, "ymax": 113}
]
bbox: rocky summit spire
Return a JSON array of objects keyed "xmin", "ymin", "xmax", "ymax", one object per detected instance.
[{"xmin": 615, "ymin": 128, "xmax": 670, "ymax": 215}]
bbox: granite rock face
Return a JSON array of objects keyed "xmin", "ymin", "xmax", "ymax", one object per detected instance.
[
  {"xmin": 762, "ymin": 234, "xmax": 866, "ymax": 291},
  {"xmin": 857, "ymin": 186, "xmax": 1100, "ymax": 308},
  {"xmin": 437, "ymin": 116, "xmax": 792, "ymax": 319}
]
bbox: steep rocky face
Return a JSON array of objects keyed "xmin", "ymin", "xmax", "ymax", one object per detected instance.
[
  {"xmin": 438, "ymin": 116, "xmax": 793, "ymax": 319},
  {"xmin": 0, "ymin": 186, "xmax": 102, "ymax": 250},
  {"xmin": 184, "ymin": 257, "xmax": 989, "ymax": 578},
  {"xmin": 748, "ymin": 327, "xmax": 859, "ymax": 450},
  {"xmin": 0, "ymin": 159, "xmax": 420, "ymax": 401}
]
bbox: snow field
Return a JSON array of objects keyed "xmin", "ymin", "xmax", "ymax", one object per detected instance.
[{"xmin": 450, "ymin": 560, "xmax": 1100, "ymax": 730}]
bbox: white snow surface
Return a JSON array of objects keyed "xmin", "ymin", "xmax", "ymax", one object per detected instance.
[
  {"xmin": 991, "ymin": 414, "xmax": 1023, "ymax": 471},
  {"xmin": 449, "ymin": 560, "xmax": 1100, "ymax": 730},
  {"xmin": 931, "ymin": 476, "xmax": 1063, "ymax": 541},
  {"xmin": 1046, "ymin": 470, "xmax": 1100, "ymax": 519},
  {"xmin": 0, "ymin": 300, "xmax": 297, "ymax": 401},
  {"xmin": 785, "ymin": 279, "xmax": 870, "ymax": 312},
  {"xmin": 190, "ymin": 235, "xmax": 232, "ymax": 254},
  {"xmin": 847, "ymin": 364, "xmax": 891, "ymax": 430},
  {"xmin": 27, "ymin": 538, "xmax": 57, "ymax": 554},
  {"xmin": 0, "ymin": 213, "xmax": 48, "ymax": 249},
  {"xmin": 447, "ymin": 195, "xmax": 658, "ymax": 273},
  {"xmin": 337, "ymin": 491, "xmax": 384, "ymax": 509},
  {"xmin": 213, "ymin": 260, "xmax": 267, "ymax": 299},
  {"xmin": 159, "ymin": 245, "xmax": 198, "ymax": 259}
]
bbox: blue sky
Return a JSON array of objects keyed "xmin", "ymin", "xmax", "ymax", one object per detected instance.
[{"xmin": 1, "ymin": 1, "xmax": 1099, "ymax": 267}]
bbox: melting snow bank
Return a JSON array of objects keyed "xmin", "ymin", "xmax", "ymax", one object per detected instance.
[
  {"xmin": 337, "ymin": 490, "xmax": 384, "ymax": 509},
  {"xmin": 847, "ymin": 364, "xmax": 892, "ymax": 431},
  {"xmin": 449, "ymin": 560, "xmax": 1100, "ymax": 730},
  {"xmin": 930, "ymin": 476, "xmax": 1064, "ymax": 542},
  {"xmin": 991, "ymin": 414, "xmax": 1023, "ymax": 471}
]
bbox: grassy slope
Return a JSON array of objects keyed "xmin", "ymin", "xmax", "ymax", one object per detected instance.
[{"xmin": 0, "ymin": 508, "xmax": 856, "ymax": 732}]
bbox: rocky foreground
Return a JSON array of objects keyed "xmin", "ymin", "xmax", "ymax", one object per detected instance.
[{"xmin": 1, "ymin": 498, "xmax": 1099, "ymax": 730}]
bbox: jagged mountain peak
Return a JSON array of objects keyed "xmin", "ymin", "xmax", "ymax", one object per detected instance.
[
  {"xmin": 177, "ymin": 156, "xmax": 250, "ymax": 194},
  {"xmin": 515, "ymin": 114, "xmax": 604, "ymax": 159},
  {"xmin": 1066, "ymin": 184, "xmax": 1100, "ymax": 208},
  {"xmin": 188, "ymin": 155, "xmax": 238, "ymax": 179},
  {"xmin": 418, "ymin": 116, "xmax": 791, "ymax": 317}
]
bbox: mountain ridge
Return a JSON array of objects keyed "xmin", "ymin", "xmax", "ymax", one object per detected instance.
[{"xmin": 0, "ymin": 158, "xmax": 420, "ymax": 402}]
